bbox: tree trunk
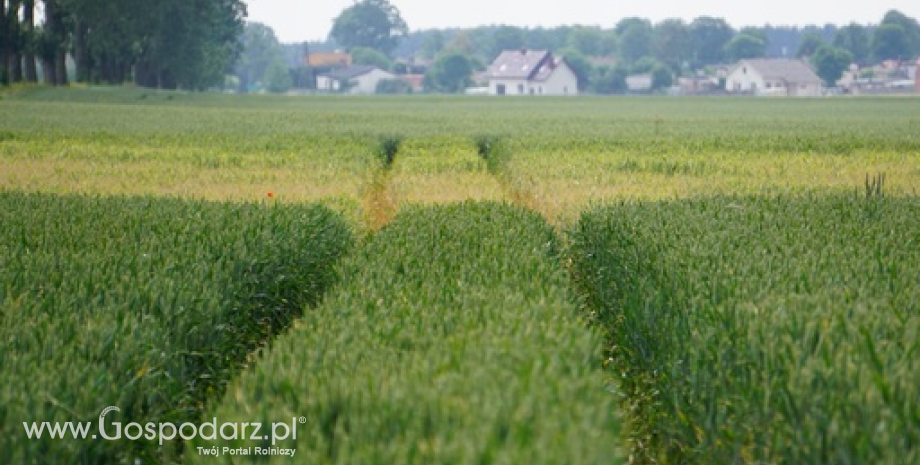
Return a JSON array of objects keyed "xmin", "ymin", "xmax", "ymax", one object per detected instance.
[
  {"xmin": 0, "ymin": 0, "xmax": 9, "ymax": 85},
  {"xmin": 73, "ymin": 19, "xmax": 89, "ymax": 83},
  {"xmin": 22, "ymin": 0, "xmax": 36, "ymax": 82},
  {"xmin": 9, "ymin": 51, "xmax": 21, "ymax": 82},
  {"xmin": 42, "ymin": 0, "xmax": 66, "ymax": 85},
  {"xmin": 7, "ymin": 0, "xmax": 20, "ymax": 82},
  {"xmin": 54, "ymin": 49, "xmax": 66, "ymax": 85},
  {"xmin": 40, "ymin": 56, "xmax": 54, "ymax": 84},
  {"xmin": 40, "ymin": 0, "xmax": 57, "ymax": 85}
]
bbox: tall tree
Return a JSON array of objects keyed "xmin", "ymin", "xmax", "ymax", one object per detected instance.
[
  {"xmin": 7, "ymin": 0, "xmax": 22, "ymax": 82},
  {"xmin": 690, "ymin": 16, "xmax": 734, "ymax": 66},
  {"xmin": 724, "ymin": 33, "xmax": 766, "ymax": 61},
  {"xmin": 618, "ymin": 19, "xmax": 653, "ymax": 64},
  {"xmin": 833, "ymin": 23, "xmax": 870, "ymax": 64},
  {"xmin": 235, "ymin": 22, "xmax": 282, "ymax": 92},
  {"xmin": 352, "ymin": 46, "xmax": 393, "ymax": 70},
  {"xmin": 330, "ymin": 0, "xmax": 408, "ymax": 56},
  {"xmin": 418, "ymin": 30, "xmax": 445, "ymax": 60},
  {"xmin": 490, "ymin": 25, "xmax": 524, "ymax": 58},
  {"xmin": 37, "ymin": 0, "xmax": 67, "ymax": 86},
  {"xmin": 0, "ymin": 0, "xmax": 8, "ymax": 85},
  {"xmin": 879, "ymin": 9, "xmax": 920, "ymax": 56},
  {"xmin": 872, "ymin": 24, "xmax": 912, "ymax": 61},
  {"xmin": 22, "ymin": 0, "xmax": 36, "ymax": 82},
  {"xmin": 567, "ymin": 26, "xmax": 615, "ymax": 57},
  {"xmin": 425, "ymin": 51, "xmax": 472, "ymax": 93},
  {"xmin": 811, "ymin": 44, "xmax": 853, "ymax": 87},
  {"xmin": 56, "ymin": 0, "xmax": 244, "ymax": 89},
  {"xmin": 796, "ymin": 33, "xmax": 825, "ymax": 58},
  {"xmin": 653, "ymin": 19, "xmax": 693, "ymax": 73}
]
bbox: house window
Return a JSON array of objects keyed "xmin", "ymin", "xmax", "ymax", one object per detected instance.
[
  {"xmin": 496, "ymin": 84, "xmax": 506, "ymax": 95},
  {"xmin": 743, "ymin": 67, "xmax": 747, "ymax": 74},
  {"xmin": 530, "ymin": 88, "xmax": 535, "ymax": 95},
  {"xmin": 518, "ymin": 84, "xmax": 525, "ymax": 94}
]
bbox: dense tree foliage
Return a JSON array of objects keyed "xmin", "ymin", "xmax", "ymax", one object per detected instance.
[
  {"xmin": 235, "ymin": 22, "xmax": 283, "ymax": 92},
  {"xmin": 811, "ymin": 45, "xmax": 853, "ymax": 86},
  {"xmin": 653, "ymin": 19, "xmax": 693, "ymax": 73},
  {"xmin": 330, "ymin": 0, "xmax": 408, "ymax": 56},
  {"xmin": 1, "ymin": 0, "xmax": 246, "ymax": 89},
  {"xmin": 352, "ymin": 46, "xmax": 394, "ymax": 70},
  {"xmin": 725, "ymin": 34, "xmax": 767, "ymax": 61},
  {"xmin": 425, "ymin": 51, "xmax": 473, "ymax": 92},
  {"xmin": 558, "ymin": 48, "xmax": 592, "ymax": 91},
  {"xmin": 690, "ymin": 17, "xmax": 734, "ymax": 66},
  {"xmin": 650, "ymin": 62, "xmax": 674, "ymax": 90},
  {"xmin": 591, "ymin": 64, "xmax": 627, "ymax": 94},
  {"xmin": 796, "ymin": 33, "xmax": 825, "ymax": 58},
  {"xmin": 617, "ymin": 18, "xmax": 654, "ymax": 65},
  {"xmin": 833, "ymin": 24, "xmax": 871, "ymax": 64}
]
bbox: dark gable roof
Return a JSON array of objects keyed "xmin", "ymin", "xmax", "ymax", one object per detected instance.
[
  {"xmin": 531, "ymin": 58, "xmax": 567, "ymax": 82},
  {"xmin": 322, "ymin": 65, "xmax": 378, "ymax": 80},
  {"xmin": 488, "ymin": 50, "xmax": 554, "ymax": 80},
  {"xmin": 741, "ymin": 59, "xmax": 823, "ymax": 84}
]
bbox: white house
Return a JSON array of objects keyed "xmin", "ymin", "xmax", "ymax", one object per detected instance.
[
  {"xmin": 626, "ymin": 74, "xmax": 653, "ymax": 93},
  {"xmin": 316, "ymin": 66, "xmax": 396, "ymax": 95},
  {"xmin": 725, "ymin": 59, "xmax": 823, "ymax": 97},
  {"xmin": 487, "ymin": 49, "xmax": 578, "ymax": 96}
]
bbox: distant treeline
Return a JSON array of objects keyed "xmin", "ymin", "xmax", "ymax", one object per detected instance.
[{"xmin": 305, "ymin": 11, "xmax": 919, "ymax": 70}]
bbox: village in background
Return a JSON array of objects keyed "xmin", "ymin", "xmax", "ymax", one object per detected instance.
[
  {"xmin": 231, "ymin": 3, "xmax": 920, "ymax": 97},
  {"xmin": 1, "ymin": 1, "xmax": 918, "ymax": 97}
]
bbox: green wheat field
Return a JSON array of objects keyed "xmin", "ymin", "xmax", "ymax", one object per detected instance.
[{"xmin": 1, "ymin": 86, "xmax": 918, "ymax": 464}]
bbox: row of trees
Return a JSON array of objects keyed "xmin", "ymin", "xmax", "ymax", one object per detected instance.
[
  {"xmin": 0, "ymin": 0, "xmax": 246, "ymax": 89},
  {"xmin": 311, "ymin": 1, "xmax": 919, "ymax": 93}
]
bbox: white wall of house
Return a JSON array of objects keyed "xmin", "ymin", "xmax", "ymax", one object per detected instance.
[
  {"xmin": 541, "ymin": 63, "xmax": 578, "ymax": 96},
  {"xmin": 316, "ymin": 75, "xmax": 340, "ymax": 92},
  {"xmin": 488, "ymin": 65, "xmax": 577, "ymax": 96},
  {"xmin": 349, "ymin": 69, "xmax": 396, "ymax": 95},
  {"xmin": 725, "ymin": 64, "xmax": 766, "ymax": 93},
  {"xmin": 725, "ymin": 64, "xmax": 822, "ymax": 97},
  {"xmin": 785, "ymin": 83, "xmax": 822, "ymax": 97},
  {"xmin": 489, "ymin": 78, "xmax": 528, "ymax": 95}
]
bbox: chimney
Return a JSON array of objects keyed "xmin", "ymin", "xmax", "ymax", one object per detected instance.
[{"xmin": 520, "ymin": 48, "xmax": 528, "ymax": 55}]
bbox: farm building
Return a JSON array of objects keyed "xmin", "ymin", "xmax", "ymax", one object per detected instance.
[
  {"xmin": 316, "ymin": 66, "xmax": 396, "ymax": 94},
  {"xmin": 487, "ymin": 49, "xmax": 578, "ymax": 96},
  {"xmin": 305, "ymin": 52, "xmax": 352, "ymax": 68},
  {"xmin": 725, "ymin": 59, "xmax": 823, "ymax": 97}
]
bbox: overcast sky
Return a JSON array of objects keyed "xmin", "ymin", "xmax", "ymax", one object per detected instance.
[{"xmin": 244, "ymin": 0, "xmax": 920, "ymax": 43}]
